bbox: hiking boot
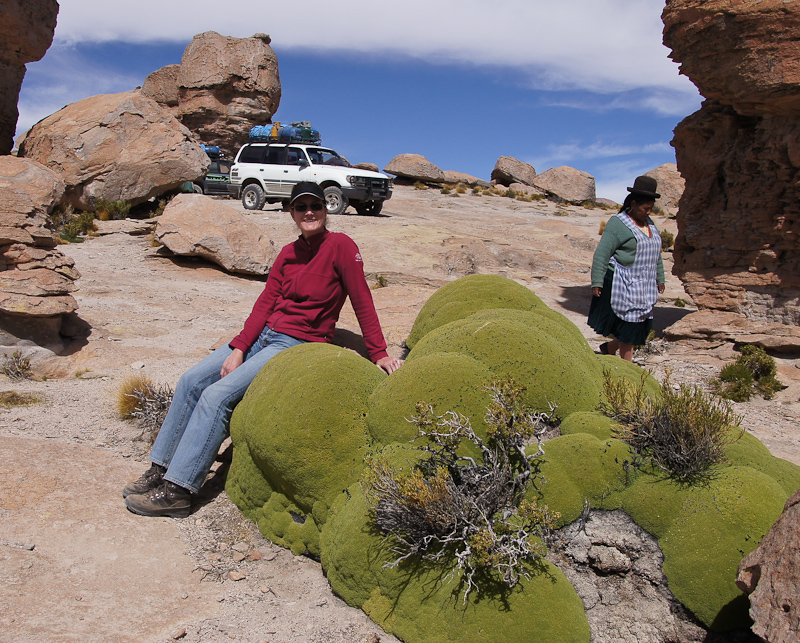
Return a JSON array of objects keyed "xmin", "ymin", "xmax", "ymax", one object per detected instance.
[
  {"xmin": 122, "ymin": 463, "xmax": 167, "ymax": 498},
  {"xmin": 125, "ymin": 481, "xmax": 192, "ymax": 518}
]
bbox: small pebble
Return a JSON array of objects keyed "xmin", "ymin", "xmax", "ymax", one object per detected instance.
[
  {"xmin": 171, "ymin": 628, "xmax": 187, "ymax": 640},
  {"xmin": 232, "ymin": 551, "xmax": 246, "ymax": 563},
  {"xmin": 247, "ymin": 550, "xmax": 263, "ymax": 561},
  {"xmin": 228, "ymin": 571, "xmax": 246, "ymax": 581}
]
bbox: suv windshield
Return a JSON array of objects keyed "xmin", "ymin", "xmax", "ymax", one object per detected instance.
[{"xmin": 306, "ymin": 147, "xmax": 351, "ymax": 167}]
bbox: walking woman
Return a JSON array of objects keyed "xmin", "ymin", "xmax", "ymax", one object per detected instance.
[{"xmin": 588, "ymin": 175, "xmax": 665, "ymax": 362}]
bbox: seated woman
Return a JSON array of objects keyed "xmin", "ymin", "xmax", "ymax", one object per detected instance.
[{"xmin": 123, "ymin": 182, "xmax": 403, "ymax": 518}]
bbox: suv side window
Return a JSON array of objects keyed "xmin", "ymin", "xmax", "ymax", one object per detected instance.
[
  {"xmin": 264, "ymin": 147, "xmax": 285, "ymax": 165},
  {"xmin": 238, "ymin": 145, "xmax": 265, "ymax": 164},
  {"xmin": 286, "ymin": 147, "xmax": 305, "ymax": 166}
]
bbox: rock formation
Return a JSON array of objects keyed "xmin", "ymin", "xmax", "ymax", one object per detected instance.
[
  {"xmin": 0, "ymin": 156, "xmax": 80, "ymax": 351},
  {"xmin": 532, "ymin": 166, "xmax": 596, "ymax": 204},
  {"xmin": 443, "ymin": 170, "xmax": 490, "ymax": 188},
  {"xmin": 18, "ymin": 91, "xmax": 209, "ymax": 210},
  {"xmin": 737, "ymin": 488, "xmax": 800, "ymax": 643},
  {"xmin": 0, "ymin": 0, "xmax": 59, "ymax": 155},
  {"xmin": 643, "ymin": 163, "xmax": 684, "ymax": 215},
  {"xmin": 491, "ymin": 156, "xmax": 537, "ymax": 187},
  {"xmin": 142, "ymin": 32, "xmax": 281, "ymax": 156},
  {"xmin": 383, "ymin": 153, "xmax": 445, "ymax": 183},
  {"xmin": 154, "ymin": 194, "xmax": 277, "ymax": 275},
  {"xmin": 663, "ymin": 0, "xmax": 800, "ymax": 325}
]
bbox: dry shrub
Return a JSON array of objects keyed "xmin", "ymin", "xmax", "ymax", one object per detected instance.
[
  {"xmin": 1, "ymin": 350, "xmax": 32, "ymax": 381},
  {"xmin": 0, "ymin": 391, "xmax": 40, "ymax": 407},
  {"xmin": 414, "ymin": 181, "xmax": 429, "ymax": 190},
  {"xmin": 660, "ymin": 229, "xmax": 675, "ymax": 250},
  {"xmin": 455, "ymin": 183, "xmax": 467, "ymax": 194},
  {"xmin": 598, "ymin": 220, "xmax": 607, "ymax": 236},
  {"xmin": 364, "ymin": 379, "xmax": 559, "ymax": 600},
  {"xmin": 116, "ymin": 374, "xmax": 174, "ymax": 441},
  {"xmin": 601, "ymin": 370, "xmax": 741, "ymax": 483}
]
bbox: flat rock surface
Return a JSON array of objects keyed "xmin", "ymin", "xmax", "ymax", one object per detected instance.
[{"xmin": 3, "ymin": 185, "xmax": 799, "ymax": 642}]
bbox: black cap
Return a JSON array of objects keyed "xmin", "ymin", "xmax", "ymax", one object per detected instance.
[
  {"xmin": 289, "ymin": 181, "xmax": 325, "ymax": 206},
  {"xmin": 627, "ymin": 176, "xmax": 660, "ymax": 199}
]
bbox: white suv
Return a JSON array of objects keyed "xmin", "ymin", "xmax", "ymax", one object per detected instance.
[{"xmin": 230, "ymin": 142, "xmax": 392, "ymax": 215}]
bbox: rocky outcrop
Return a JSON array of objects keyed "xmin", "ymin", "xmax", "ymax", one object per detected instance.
[
  {"xmin": 663, "ymin": 0, "xmax": 800, "ymax": 325},
  {"xmin": 154, "ymin": 194, "xmax": 277, "ymax": 275},
  {"xmin": 18, "ymin": 91, "xmax": 209, "ymax": 210},
  {"xmin": 643, "ymin": 163, "xmax": 684, "ymax": 215},
  {"xmin": 0, "ymin": 156, "xmax": 81, "ymax": 351},
  {"xmin": 383, "ymin": 154, "xmax": 445, "ymax": 183},
  {"xmin": 443, "ymin": 170, "xmax": 490, "ymax": 188},
  {"xmin": 737, "ymin": 488, "xmax": 800, "ymax": 643},
  {"xmin": 491, "ymin": 156, "xmax": 536, "ymax": 187},
  {"xmin": 532, "ymin": 166, "xmax": 595, "ymax": 204},
  {"xmin": 663, "ymin": 310, "xmax": 800, "ymax": 353},
  {"xmin": 0, "ymin": 0, "xmax": 59, "ymax": 154},
  {"xmin": 143, "ymin": 32, "xmax": 281, "ymax": 156}
]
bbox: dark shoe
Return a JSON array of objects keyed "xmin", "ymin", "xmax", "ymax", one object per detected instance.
[
  {"xmin": 122, "ymin": 463, "xmax": 166, "ymax": 498},
  {"xmin": 125, "ymin": 481, "xmax": 192, "ymax": 518},
  {"xmin": 599, "ymin": 342, "xmax": 610, "ymax": 355}
]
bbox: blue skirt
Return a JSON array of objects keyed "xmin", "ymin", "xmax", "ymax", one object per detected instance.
[{"xmin": 588, "ymin": 269, "xmax": 653, "ymax": 346}]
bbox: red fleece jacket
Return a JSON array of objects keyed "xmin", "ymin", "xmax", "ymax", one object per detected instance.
[{"xmin": 229, "ymin": 229, "xmax": 389, "ymax": 363}]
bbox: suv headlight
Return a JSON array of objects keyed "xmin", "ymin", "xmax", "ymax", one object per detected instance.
[{"xmin": 347, "ymin": 175, "xmax": 368, "ymax": 187}]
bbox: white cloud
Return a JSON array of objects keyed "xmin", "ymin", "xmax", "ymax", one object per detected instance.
[
  {"xmin": 15, "ymin": 43, "xmax": 143, "ymax": 138},
  {"xmin": 51, "ymin": 0, "xmax": 696, "ymax": 96}
]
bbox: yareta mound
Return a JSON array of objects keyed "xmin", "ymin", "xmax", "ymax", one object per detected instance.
[
  {"xmin": 225, "ymin": 274, "xmax": 800, "ymax": 640},
  {"xmin": 533, "ymin": 428, "xmax": 800, "ymax": 631},
  {"xmin": 320, "ymin": 444, "xmax": 591, "ymax": 643},
  {"xmin": 227, "ymin": 342, "xmax": 385, "ymax": 556},
  {"xmin": 406, "ymin": 273, "xmax": 573, "ymax": 349}
]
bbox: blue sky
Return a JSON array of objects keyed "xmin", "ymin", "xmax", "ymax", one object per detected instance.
[{"xmin": 16, "ymin": 0, "xmax": 701, "ymax": 202}]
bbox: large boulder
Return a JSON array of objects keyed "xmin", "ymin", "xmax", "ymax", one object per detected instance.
[
  {"xmin": 664, "ymin": 310, "xmax": 800, "ymax": 353},
  {"xmin": 737, "ymin": 488, "xmax": 800, "ymax": 643},
  {"xmin": 0, "ymin": 0, "xmax": 59, "ymax": 154},
  {"xmin": 19, "ymin": 91, "xmax": 209, "ymax": 210},
  {"xmin": 663, "ymin": 0, "xmax": 800, "ymax": 325},
  {"xmin": 443, "ymin": 170, "xmax": 490, "ymax": 188},
  {"xmin": 532, "ymin": 166, "xmax": 596, "ymax": 204},
  {"xmin": 143, "ymin": 32, "xmax": 281, "ymax": 156},
  {"xmin": 491, "ymin": 156, "xmax": 536, "ymax": 187},
  {"xmin": 0, "ymin": 156, "xmax": 80, "ymax": 351},
  {"xmin": 154, "ymin": 194, "xmax": 277, "ymax": 275},
  {"xmin": 643, "ymin": 163, "xmax": 684, "ymax": 215},
  {"xmin": 383, "ymin": 153, "xmax": 445, "ymax": 183}
]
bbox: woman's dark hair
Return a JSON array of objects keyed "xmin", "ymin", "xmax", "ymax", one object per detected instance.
[{"xmin": 619, "ymin": 194, "xmax": 656, "ymax": 213}]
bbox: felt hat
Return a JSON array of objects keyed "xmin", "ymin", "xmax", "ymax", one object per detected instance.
[
  {"xmin": 289, "ymin": 181, "xmax": 325, "ymax": 206},
  {"xmin": 627, "ymin": 176, "xmax": 660, "ymax": 199}
]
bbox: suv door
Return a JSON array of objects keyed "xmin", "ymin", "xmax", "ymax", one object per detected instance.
[{"xmin": 279, "ymin": 146, "xmax": 313, "ymax": 196}]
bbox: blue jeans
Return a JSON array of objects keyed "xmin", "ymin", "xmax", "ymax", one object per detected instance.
[{"xmin": 150, "ymin": 327, "xmax": 305, "ymax": 493}]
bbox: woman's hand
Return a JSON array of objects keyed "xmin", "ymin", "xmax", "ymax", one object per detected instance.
[
  {"xmin": 221, "ymin": 348, "xmax": 245, "ymax": 377},
  {"xmin": 376, "ymin": 356, "xmax": 404, "ymax": 374},
  {"xmin": 658, "ymin": 283, "xmax": 665, "ymax": 294},
  {"xmin": 592, "ymin": 287, "xmax": 602, "ymax": 298}
]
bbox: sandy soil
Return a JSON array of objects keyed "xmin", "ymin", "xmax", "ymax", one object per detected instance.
[{"xmin": 2, "ymin": 184, "xmax": 799, "ymax": 642}]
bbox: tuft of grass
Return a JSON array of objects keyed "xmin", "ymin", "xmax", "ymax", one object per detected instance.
[
  {"xmin": 414, "ymin": 181, "xmax": 429, "ymax": 191},
  {"xmin": 554, "ymin": 207, "xmax": 569, "ymax": 217},
  {"xmin": 674, "ymin": 298, "xmax": 687, "ymax": 308},
  {"xmin": 660, "ymin": 229, "xmax": 675, "ymax": 251},
  {"xmin": 581, "ymin": 201, "xmax": 596, "ymax": 210},
  {"xmin": 711, "ymin": 345, "xmax": 785, "ymax": 401},
  {"xmin": 116, "ymin": 374, "xmax": 174, "ymax": 442},
  {"xmin": 599, "ymin": 220, "xmax": 607, "ymax": 236},
  {"xmin": 472, "ymin": 186, "xmax": 483, "ymax": 196},
  {"xmin": 455, "ymin": 183, "xmax": 467, "ymax": 194},
  {"xmin": 371, "ymin": 274, "xmax": 389, "ymax": 289},
  {"xmin": 55, "ymin": 206, "xmax": 96, "ymax": 243},
  {"xmin": 505, "ymin": 188, "xmax": 516, "ymax": 198},
  {"xmin": 600, "ymin": 370, "xmax": 741, "ymax": 483},
  {"xmin": 440, "ymin": 185, "xmax": 451, "ymax": 194},
  {"xmin": 0, "ymin": 391, "xmax": 41, "ymax": 407},
  {"xmin": 95, "ymin": 199, "xmax": 131, "ymax": 221},
  {"xmin": 1, "ymin": 351, "xmax": 32, "ymax": 381}
]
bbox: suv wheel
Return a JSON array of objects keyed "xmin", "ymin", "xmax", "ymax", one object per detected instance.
[
  {"xmin": 242, "ymin": 184, "xmax": 265, "ymax": 210},
  {"xmin": 323, "ymin": 186, "xmax": 348, "ymax": 215},
  {"xmin": 192, "ymin": 184, "xmax": 203, "ymax": 194},
  {"xmin": 355, "ymin": 200, "xmax": 383, "ymax": 216}
]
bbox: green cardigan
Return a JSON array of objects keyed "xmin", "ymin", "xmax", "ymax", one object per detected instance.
[{"xmin": 590, "ymin": 215, "xmax": 665, "ymax": 288}]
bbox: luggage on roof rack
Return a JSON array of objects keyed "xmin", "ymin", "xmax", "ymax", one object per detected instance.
[
  {"xmin": 201, "ymin": 144, "xmax": 222, "ymax": 159},
  {"xmin": 248, "ymin": 121, "xmax": 321, "ymax": 144}
]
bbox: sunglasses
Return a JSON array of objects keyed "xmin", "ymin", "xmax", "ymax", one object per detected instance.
[{"xmin": 292, "ymin": 202, "xmax": 325, "ymax": 213}]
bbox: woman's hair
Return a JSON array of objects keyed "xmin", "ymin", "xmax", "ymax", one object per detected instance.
[{"xmin": 619, "ymin": 194, "xmax": 656, "ymax": 213}]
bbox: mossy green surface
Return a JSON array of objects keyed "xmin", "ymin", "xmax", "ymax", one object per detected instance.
[
  {"xmin": 405, "ymin": 274, "xmax": 549, "ymax": 349},
  {"xmin": 321, "ymin": 470, "xmax": 590, "ymax": 643},
  {"xmin": 559, "ymin": 411, "xmax": 616, "ymax": 440},
  {"xmin": 367, "ymin": 352, "xmax": 496, "ymax": 458},
  {"xmin": 232, "ymin": 342, "xmax": 384, "ymax": 514},
  {"xmin": 408, "ymin": 308, "xmax": 601, "ymax": 417}
]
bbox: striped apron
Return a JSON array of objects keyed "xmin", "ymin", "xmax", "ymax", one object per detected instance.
[{"xmin": 609, "ymin": 212, "xmax": 660, "ymax": 322}]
